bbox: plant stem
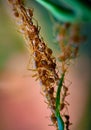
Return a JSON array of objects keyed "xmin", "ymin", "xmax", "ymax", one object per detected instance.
[{"xmin": 55, "ymin": 73, "xmax": 65, "ymax": 130}]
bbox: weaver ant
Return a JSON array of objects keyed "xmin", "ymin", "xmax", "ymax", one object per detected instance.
[
  {"xmin": 60, "ymin": 84, "xmax": 70, "ymax": 111},
  {"xmin": 64, "ymin": 114, "xmax": 72, "ymax": 130},
  {"xmin": 46, "ymin": 47, "xmax": 53, "ymax": 55},
  {"xmin": 37, "ymin": 41, "xmax": 46, "ymax": 52},
  {"xmin": 44, "ymin": 88, "xmax": 56, "ymax": 111},
  {"xmin": 26, "ymin": 8, "xmax": 33, "ymax": 19},
  {"xmin": 48, "ymin": 87, "xmax": 54, "ymax": 95},
  {"xmin": 50, "ymin": 113, "xmax": 57, "ymax": 125}
]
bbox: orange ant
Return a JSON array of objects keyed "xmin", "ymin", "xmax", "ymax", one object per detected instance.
[
  {"xmin": 26, "ymin": 8, "xmax": 33, "ymax": 20},
  {"xmin": 62, "ymin": 85, "xmax": 70, "ymax": 98},
  {"xmin": 8, "ymin": 0, "xmax": 22, "ymax": 5},
  {"xmin": 13, "ymin": 9, "xmax": 19, "ymax": 17},
  {"xmin": 43, "ymin": 87, "xmax": 56, "ymax": 111},
  {"xmin": 48, "ymin": 87, "xmax": 54, "ymax": 95},
  {"xmin": 38, "ymin": 69, "xmax": 55, "ymax": 86},
  {"xmin": 32, "ymin": 37, "xmax": 41, "ymax": 47},
  {"xmin": 50, "ymin": 113, "xmax": 57, "ymax": 125},
  {"xmin": 60, "ymin": 100, "xmax": 69, "ymax": 112},
  {"xmin": 37, "ymin": 41, "xmax": 46, "ymax": 52},
  {"xmin": 46, "ymin": 47, "xmax": 53, "ymax": 55},
  {"xmin": 58, "ymin": 44, "xmax": 72, "ymax": 62},
  {"xmin": 60, "ymin": 84, "xmax": 70, "ymax": 112},
  {"xmin": 26, "ymin": 25, "xmax": 39, "ymax": 41}
]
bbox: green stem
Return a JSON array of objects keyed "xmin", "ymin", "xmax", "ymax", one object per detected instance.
[{"xmin": 55, "ymin": 73, "xmax": 65, "ymax": 130}]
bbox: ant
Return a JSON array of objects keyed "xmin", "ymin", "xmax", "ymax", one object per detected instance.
[
  {"xmin": 26, "ymin": 8, "xmax": 33, "ymax": 20},
  {"xmin": 50, "ymin": 113, "xmax": 57, "ymax": 125},
  {"xmin": 48, "ymin": 87, "xmax": 54, "ymax": 95},
  {"xmin": 60, "ymin": 84, "xmax": 70, "ymax": 112},
  {"xmin": 64, "ymin": 114, "xmax": 72, "ymax": 130}
]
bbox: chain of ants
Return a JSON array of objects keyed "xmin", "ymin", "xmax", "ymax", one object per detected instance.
[
  {"xmin": 8, "ymin": 0, "xmax": 63, "ymax": 129},
  {"xmin": 55, "ymin": 21, "xmax": 85, "ymax": 130},
  {"xmin": 8, "ymin": 1, "xmax": 85, "ymax": 130},
  {"xmin": 56, "ymin": 22, "xmax": 85, "ymax": 63}
]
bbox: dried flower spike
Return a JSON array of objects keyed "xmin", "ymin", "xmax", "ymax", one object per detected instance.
[{"xmin": 8, "ymin": 0, "xmax": 65, "ymax": 130}]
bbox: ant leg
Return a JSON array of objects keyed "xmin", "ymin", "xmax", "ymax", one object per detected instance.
[
  {"xmin": 64, "ymin": 100, "xmax": 70, "ymax": 106},
  {"xmin": 48, "ymin": 124, "xmax": 55, "ymax": 126},
  {"xmin": 27, "ymin": 56, "xmax": 40, "ymax": 80},
  {"xmin": 60, "ymin": 102, "xmax": 68, "ymax": 113},
  {"xmin": 44, "ymin": 100, "xmax": 50, "ymax": 107},
  {"xmin": 40, "ymin": 91, "xmax": 44, "ymax": 96},
  {"xmin": 27, "ymin": 55, "xmax": 37, "ymax": 71},
  {"xmin": 32, "ymin": 73, "xmax": 38, "ymax": 77},
  {"xmin": 37, "ymin": 24, "xmax": 41, "ymax": 33},
  {"xmin": 65, "ymin": 78, "xmax": 72, "ymax": 87},
  {"xmin": 32, "ymin": 17, "xmax": 41, "ymax": 32},
  {"xmin": 27, "ymin": 58, "xmax": 32, "ymax": 71},
  {"xmin": 62, "ymin": 85, "xmax": 70, "ymax": 96}
]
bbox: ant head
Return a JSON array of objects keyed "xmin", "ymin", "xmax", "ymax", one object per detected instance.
[{"xmin": 64, "ymin": 115, "xmax": 70, "ymax": 120}]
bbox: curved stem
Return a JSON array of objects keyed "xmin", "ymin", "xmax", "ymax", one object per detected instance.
[{"xmin": 56, "ymin": 73, "xmax": 65, "ymax": 130}]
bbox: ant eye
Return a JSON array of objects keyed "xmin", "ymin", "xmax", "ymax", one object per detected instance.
[
  {"xmin": 38, "ymin": 42, "xmax": 46, "ymax": 52},
  {"xmin": 48, "ymin": 78, "xmax": 54, "ymax": 83}
]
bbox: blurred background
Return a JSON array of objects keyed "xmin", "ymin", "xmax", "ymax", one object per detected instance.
[{"xmin": 0, "ymin": 0, "xmax": 91, "ymax": 130}]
